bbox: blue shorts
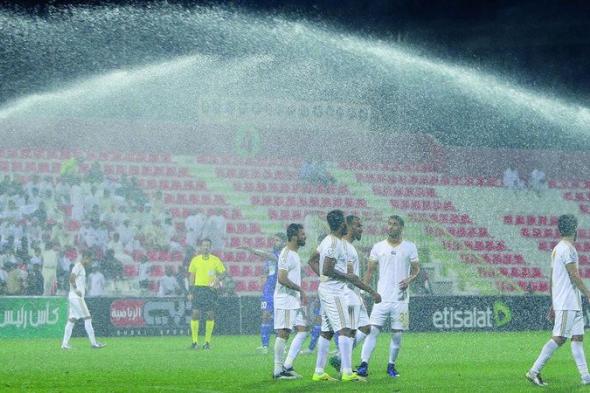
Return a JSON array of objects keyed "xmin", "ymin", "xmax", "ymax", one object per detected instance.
[{"xmin": 260, "ymin": 296, "xmax": 274, "ymax": 313}]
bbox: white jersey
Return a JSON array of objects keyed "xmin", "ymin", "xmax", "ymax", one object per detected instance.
[
  {"xmin": 343, "ymin": 239, "xmax": 362, "ymax": 306},
  {"xmin": 369, "ymin": 239, "xmax": 419, "ymax": 303},
  {"xmin": 274, "ymin": 248, "xmax": 302, "ymax": 309},
  {"xmin": 552, "ymin": 240, "xmax": 582, "ymax": 311},
  {"xmin": 317, "ymin": 234, "xmax": 347, "ymax": 293},
  {"xmin": 69, "ymin": 262, "xmax": 86, "ymax": 298}
]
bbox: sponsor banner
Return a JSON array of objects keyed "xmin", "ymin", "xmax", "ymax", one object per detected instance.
[
  {"xmin": 0, "ymin": 297, "xmax": 68, "ymax": 338},
  {"xmin": 409, "ymin": 296, "xmax": 553, "ymax": 332}
]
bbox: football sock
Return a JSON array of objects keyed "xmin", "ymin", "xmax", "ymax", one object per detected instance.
[
  {"xmin": 274, "ymin": 337, "xmax": 287, "ymax": 375},
  {"xmin": 284, "ymin": 331, "xmax": 307, "ymax": 369},
  {"xmin": 314, "ymin": 336, "xmax": 330, "ymax": 374},
  {"xmin": 191, "ymin": 320, "xmax": 199, "ymax": 344},
  {"xmin": 389, "ymin": 332, "xmax": 402, "ymax": 364},
  {"xmin": 531, "ymin": 339, "xmax": 559, "ymax": 373},
  {"xmin": 308, "ymin": 325, "xmax": 321, "ymax": 350},
  {"xmin": 62, "ymin": 321, "xmax": 74, "ymax": 346},
  {"xmin": 571, "ymin": 341, "xmax": 590, "ymax": 378},
  {"xmin": 361, "ymin": 326, "xmax": 380, "ymax": 363},
  {"xmin": 339, "ymin": 335, "xmax": 354, "ymax": 375},
  {"xmin": 205, "ymin": 320, "xmax": 215, "ymax": 344},
  {"xmin": 260, "ymin": 322, "xmax": 273, "ymax": 347},
  {"xmin": 354, "ymin": 330, "xmax": 367, "ymax": 348},
  {"xmin": 84, "ymin": 319, "xmax": 97, "ymax": 346}
]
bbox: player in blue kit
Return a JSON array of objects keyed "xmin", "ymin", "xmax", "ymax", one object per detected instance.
[{"xmin": 241, "ymin": 233, "xmax": 287, "ymax": 354}]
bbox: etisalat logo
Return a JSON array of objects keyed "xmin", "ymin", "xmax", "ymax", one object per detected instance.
[{"xmin": 432, "ymin": 301, "xmax": 512, "ymax": 329}]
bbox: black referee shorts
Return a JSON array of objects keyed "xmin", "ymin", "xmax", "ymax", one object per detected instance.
[{"xmin": 192, "ymin": 286, "xmax": 218, "ymax": 312}]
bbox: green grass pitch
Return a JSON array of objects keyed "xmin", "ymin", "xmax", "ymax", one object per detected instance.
[{"xmin": 2, "ymin": 331, "xmax": 589, "ymax": 392}]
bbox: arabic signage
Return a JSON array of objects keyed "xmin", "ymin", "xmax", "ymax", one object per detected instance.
[{"xmin": 0, "ymin": 297, "xmax": 68, "ymax": 338}]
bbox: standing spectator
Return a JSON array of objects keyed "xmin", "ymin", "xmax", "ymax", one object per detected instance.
[
  {"xmin": 87, "ymin": 265, "xmax": 106, "ymax": 297},
  {"xmin": 0, "ymin": 262, "xmax": 8, "ymax": 294},
  {"xmin": 6, "ymin": 261, "xmax": 25, "ymax": 295},
  {"xmin": 185, "ymin": 209, "xmax": 206, "ymax": 248},
  {"xmin": 42, "ymin": 241, "xmax": 59, "ymax": 295},
  {"xmin": 26, "ymin": 259, "xmax": 44, "ymax": 295},
  {"xmin": 158, "ymin": 266, "xmax": 180, "ymax": 297},
  {"xmin": 202, "ymin": 209, "xmax": 227, "ymax": 253},
  {"xmin": 138, "ymin": 256, "xmax": 151, "ymax": 295},
  {"xmin": 530, "ymin": 168, "xmax": 547, "ymax": 196}
]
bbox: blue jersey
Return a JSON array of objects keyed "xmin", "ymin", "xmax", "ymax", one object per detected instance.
[{"xmin": 261, "ymin": 250, "xmax": 279, "ymax": 300}]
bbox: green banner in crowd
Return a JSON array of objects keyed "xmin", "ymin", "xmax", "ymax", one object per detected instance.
[{"xmin": 0, "ymin": 297, "xmax": 68, "ymax": 338}]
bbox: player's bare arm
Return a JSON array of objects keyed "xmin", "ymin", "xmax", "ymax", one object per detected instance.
[
  {"xmin": 278, "ymin": 269, "xmax": 306, "ymax": 305},
  {"xmin": 399, "ymin": 262, "xmax": 420, "ymax": 290},
  {"xmin": 69, "ymin": 273, "xmax": 81, "ymax": 297},
  {"xmin": 322, "ymin": 255, "xmax": 349, "ymax": 283},
  {"xmin": 565, "ymin": 263, "xmax": 590, "ymax": 298},
  {"xmin": 187, "ymin": 272, "xmax": 195, "ymax": 299},
  {"xmin": 238, "ymin": 246, "xmax": 277, "ymax": 261},
  {"xmin": 363, "ymin": 259, "xmax": 377, "ymax": 285},
  {"xmin": 548, "ymin": 268, "xmax": 555, "ymax": 321},
  {"xmin": 308, "ymin": 252, "xmax": 320, "ymax": 276}
]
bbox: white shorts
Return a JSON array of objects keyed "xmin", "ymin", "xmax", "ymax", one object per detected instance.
[
  {"xmin": 369, "ymin": 302, "xmax": 409, "ymax": 331},
  {"xmin": 553, "ymin": 310, "xmax": 584, "ymax": 338},
  {"xmin": 346, "ymin": 291, "xmax": 370, "ymax": 330},
  {"xmin": 319, "ymin": 289, "xmax": 351, "ymax": 332},
  {"xmin": 274, "ymin": 308, "xmax": 306, "ymax": 330},
  {"xmin": 68, "ymin": 295, "xmax": 91, "ymax": 320}
]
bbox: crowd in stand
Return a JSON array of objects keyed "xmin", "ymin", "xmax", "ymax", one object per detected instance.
[
  {"xmin": 0, "ymin": 159, "xmax": 229, "ymax": 297},
  {"xmin": 503, "ymin": 167, "xmax": 547, "ymax": 195}
]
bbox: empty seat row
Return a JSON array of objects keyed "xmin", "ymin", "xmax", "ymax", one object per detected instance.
[
  {"xmin": 267, "ymin": 208, "xmax": 379, "ymax": 222},
  {"xmin": 338, "ymin": 161, "xmax": 436, "ymax": 173},
  {"xmin": 443, "ymin": 239, "xmax": 507, "ymax": 252},
  {"xmin": 197, "ymin": 155, "xmax": 301, "ymax": 167},
  {"xmin": 409, "ymin": 212, "xmax": 472, "ymax": 225},
  {"xmin": 215, "ymin": 167, "xmax": 298, "ymax": 180},
  {"xmin": 232, "ymin": 180, "xmax": 349, "ymax": 195},
  {"xmin": 564, "ymin": 191, "xmax": 590, "ymax": 202},
  {"xmin": 425, "ymin": 225, "xmax": 489, "ymax": 238},
  {"xmin": 169, "ymin": 207, "xmax": 243, "ymax": 220},
  {"xmin": 252, "ymin": 195, "xmax": 367, "ymax": 209},
  {"xmin": 228, "ymin": 236, "xmax": 275, "ymax": 249},
  {"xmin": 460, "ymin": 253, "xmax": 525, "ymax": 265},
  {"xmin": 503, "ymin": 214, "xmax": 558, "ymax": 226},
  {"xmin": 164, "ymin": 192, "xmax": 226, "ymax": 206},
  {"xmin": 390, "ymin": 199, "xmax": 455, "ymax": 212},
  {"xmin": 356, "ymin": 173, "xmax": 501, "ymax": 187},
  {"xmin": 548, "ymin": 179, "xmax": 590, "ymax": 189},
  {"xmin": 226, "ymin": 222, "xmax": 261, "ymax": 234},
  {"xmin": 138, "ymin": 179, "xmax": 206, "ymax": 191},
  {"xmin": 372, "ymin": 185, "xmax": 438, "ymax": 198}
]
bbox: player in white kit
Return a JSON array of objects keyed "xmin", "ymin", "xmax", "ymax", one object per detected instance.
[
  {"xmin": 527, "ymin": 214, "xmax": 590, "ymax": 387},
  {"xmin": 309, "ymin": 210, "xmax": 381, "ymax": 382},
  {"xmin": 61, "ymin": 250, "xmax": 106, "ymax": 350},
  {"xmin": 273, "ymin": 223, "xmax": 308, "ymax": 380},
  {"xmin": 357, "ymin": 215, "xmax": 420, "ymax": 378},
  {"xmin": 329, "ymin": 215, "xmax": 372, "ymax": 371}
]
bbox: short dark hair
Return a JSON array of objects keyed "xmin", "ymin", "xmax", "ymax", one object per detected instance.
[
  {"xmin": 327, "ymin": 210, "xmax": 345, "ymax": 231},
  {"xmin": 200, "ymin": 238, "xmax": 212, "ymax": 246},
  {"xmin": 558, "ymin": 214, "xmax": 578, "ymax": 236},
  {"xmin": 389, "ymin": 215, "xmax": 405, "ymax": 227},
  {"xmin": 346, "ymin": 215, "xmax": 359, "ymax": 226},
  {"xmin": 274, "ymin": 232, "xmax": 287, "ymax": 242},
  {"xmin": 287, "ymin": 223, "xmax": 303, "ymax": 241}
]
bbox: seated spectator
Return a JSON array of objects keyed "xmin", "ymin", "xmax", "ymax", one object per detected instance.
[
  {"xmin": 503, "ymin": 167, "xmax": 525, "ymax": 191},
  {"xmin": 25, "ymin": 259, "xmax": 44, "ymax": 295},
  {"xmin": 138, "ymin": 256, "xmax": 151, "ymax": 295},
  {"xmin": 87, "ymin": 265, "xmax": 106, "ymax": 297},
  {"xmin": 6, "ymin": 261, "xmax": 25, "ymax": 295},
  {"xmin": 158, "ymin": 266, "xmax": 180, "ymax": 297},
  {"xmin": 529, "ymin": 168, "xmax": 547, "ymax": 196},
  {"xmin": 102, "ymin": 249, "xmax": 123, "ymax": 282}
]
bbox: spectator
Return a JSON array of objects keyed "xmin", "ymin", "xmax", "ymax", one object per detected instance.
[
  {"xmin": 529, "ymin": 168, "xmax": 547, "ymax": 196},
  {"xmin": 202, "ymin": 209, "xmax": 226, "ymax": 253},
  {"xmin": 25, "ymin": 259, "xmax": 44, "ymax": 296},
  {"xmin": 6, "ymin": 261, "xmax": 25, "ymax": 295},
  {"xmin": 185, "ymin": 209, "xmax": 206, "ymax": 248},
  {"xmin": 42, "ymin": 241, "xmax": 59, "ymax": 295},
  {"xmin": 102, "ymin": 249, "xmax": 123, "ymax": 282},
  {"xmin": 158, "ymin": 266, "xmax": 180, "ymax": 297},
  {"xmin": 138, "ymin": 256, "xmax": 151, "ymax": 295},
  {"xmin": 87, "ymin": 265, "xmax": 106, "ymax": 297},
  {"xmin": 0, "ymin": 262, "xmax": 8, "ymax": 295}
]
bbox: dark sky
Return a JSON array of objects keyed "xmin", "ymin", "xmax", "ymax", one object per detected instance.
[{"xmin": 1, "ymin": 0, "xmax": 589, "ymax": 105}]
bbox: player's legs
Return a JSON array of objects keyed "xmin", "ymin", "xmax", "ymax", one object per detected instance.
[
  {"xmin": 528, "ymin": 310, "xmax": 573, "ymax": 386},
  {"xmin": 283, "ymin": 311, "xmax": 307, "ymax": 376},
  {"xmin": 570, "ymin": 311, "xmax": 590, "ymax": 383},
  {"xmin": 355, "ymin": 302, "xmax": 371, "ymax": 347},
  {"xmin": 312, "ymin": 308, "xmax": 335, "ymax": 380},
  {"xmin": 190, "ymin": 287, "xmax": 201, "ymax": 348},
  {"xmin": 62, "ymin": 317, "xmax": 76, "ymax": 349},
  {"xmin": 305, "ymin": 314, "xmax": 322, "ymax": 353},
  {"xmin": 203, "ymin": 288, "xmax": 218, "ymax": 348},
  {"xmin": 387, "ymin": 302, "xmax": 409, "ymax": 377},
  {"xmin": 259, "ymin": 299, "xmax": 273, "ymax": 352},
  {"xmin": 84, "ymin": 316, "xmax": 105, "ymax": 348}
]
